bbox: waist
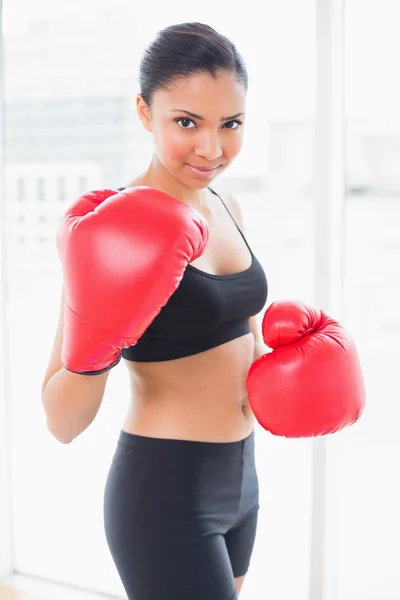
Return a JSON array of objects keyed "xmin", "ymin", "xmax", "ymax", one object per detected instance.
[
  {"xmin": 123, "ymin": 333, "xmax": 255, "ymax": 441},
  {"xmin": 123, "ymin": 400, "xmax": 255, "ymax": 443},
  {"xmin": 117, "ymin": 428, "xmax": 255, "ymax": 458}
]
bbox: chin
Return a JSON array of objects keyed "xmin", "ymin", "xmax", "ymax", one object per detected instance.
[{"xmin": 186, "ymin": 179, "xmax": 215, "ymax": 190}]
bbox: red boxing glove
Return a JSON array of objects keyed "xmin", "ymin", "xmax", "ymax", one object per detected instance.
[
  {"xmin": 246, "ymin": 300, "xmax": 366, "ymax": 437},
  {"xmin": 57, "ymin": 186, "xmax": 209, "ymax": 375}
]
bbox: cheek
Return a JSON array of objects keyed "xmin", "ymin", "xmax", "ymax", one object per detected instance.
[
  {"xmin": 223, "ymin": 133, "xmax": 244, "ymax": 159},
  {"xmin": 154, "ymin": 126, "xmax": 189, "ymax": 159}
]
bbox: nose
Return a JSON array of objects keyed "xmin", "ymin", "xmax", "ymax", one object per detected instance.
[{"xmin": 194, "ymin": 131, "xmax": 223, "ymax": 162}]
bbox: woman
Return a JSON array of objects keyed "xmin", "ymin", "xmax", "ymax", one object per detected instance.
[{"xmin": 42, "ymin": 22, "xmax": 268, "ymax": 600}]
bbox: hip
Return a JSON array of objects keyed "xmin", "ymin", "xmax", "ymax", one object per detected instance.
[{"xmin": 104, "ymin": 429, "xmax": 259, "ymax": 537}]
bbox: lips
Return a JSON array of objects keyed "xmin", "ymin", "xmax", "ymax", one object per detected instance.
[
  {"xmin": 186, "ymin": 164, "xmax": 222, "ymax": 179},
  {"xmin": 189, "ymin": 165, "xmax": 220, "ymax": 171}
]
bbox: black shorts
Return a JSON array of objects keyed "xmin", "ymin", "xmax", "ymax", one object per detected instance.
[{"xmin": 103, "ymin": 430, "xmax": 259, "ymax": 600}]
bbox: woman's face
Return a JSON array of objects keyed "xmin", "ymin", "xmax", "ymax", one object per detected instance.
[{"xmin": 137, "ymin": 71, "xmax": 247, "ymax": 189}]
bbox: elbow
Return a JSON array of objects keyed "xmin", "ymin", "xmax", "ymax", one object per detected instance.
[
  {"xmin": 41, "ymin": 383, "xmax": 77, "ymax": 445},
  {"xmin": 41, "ymin": 370, "xmax": 106, "ymax": 444},
  {"xmin": 42, "ymin": 400, "xmax": 93, "ymax": 445},
  {"xmin": 44, "ymin": 414, "xmax": 74, "ymax": 445},
  {"xmin": 54, "ymin": 433, "xmax": 74, "ymax": 445},
  {"xmin": 53, "ymin": 426, "xmax": 74, "ymax": 445},
  {"xmin": 41, "ymin": 396, "xmax": 75, "ymax": 445}
]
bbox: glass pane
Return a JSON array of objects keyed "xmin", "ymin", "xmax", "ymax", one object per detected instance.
[
  {"xmin": 3, "ymin": 1, "xmax": 315, "ymax": 598},
  {"xmin": 337, "ymin": 1, "xmax": 400, "ymax": 598}
]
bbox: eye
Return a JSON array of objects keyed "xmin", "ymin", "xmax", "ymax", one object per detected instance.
[
  {"xmin": 175, "ymin": 118, "xmax": 196, "ymax": 129},
  {"xmin": 223, "ymin": 120, "xmax": 242, "ymax": 130}
]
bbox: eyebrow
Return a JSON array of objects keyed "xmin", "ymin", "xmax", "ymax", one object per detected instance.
[{"xmin": 171, "ymin": 109, "xmax": 244, "ymax": 122}]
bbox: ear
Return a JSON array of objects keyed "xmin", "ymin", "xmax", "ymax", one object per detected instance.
[{"xmin": 136, "ymin": 94, "xmax": 152, "ymax": 132}]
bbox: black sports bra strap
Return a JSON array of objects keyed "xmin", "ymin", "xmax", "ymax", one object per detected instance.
[{"xmin": 207, "ymin": 187, "xmax": 253, "ymax": 254}]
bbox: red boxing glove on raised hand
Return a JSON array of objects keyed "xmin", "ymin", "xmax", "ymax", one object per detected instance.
[
  {"xmin": 246, "ymin": 300, "xmax": 366, "ymax": 437},
  {"xmin": 57, "ymin": 186, "xmax": 209, "ymax": 375}
]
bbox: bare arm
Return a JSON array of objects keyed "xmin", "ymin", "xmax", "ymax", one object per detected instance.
[
  {"xmin": 41, "ymin": 286, "xmax": 111, "ymax": 444},
  {"xmin": 223, "ymin": 194, "xmax": 268, "ymax": 361}
]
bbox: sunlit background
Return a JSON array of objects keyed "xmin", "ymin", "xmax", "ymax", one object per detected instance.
[{"xmin": 0, "ymin": 0, "xmax": 399, "ymax": 599}]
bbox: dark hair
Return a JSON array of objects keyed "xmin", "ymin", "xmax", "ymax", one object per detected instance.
[{"xmin": 139, "ymin": 22, "xmax": 248, "ymax": 106}]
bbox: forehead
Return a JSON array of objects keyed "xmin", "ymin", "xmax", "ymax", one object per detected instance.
[{"xmin": 153, "ymin": 71, "xmax": 246, "ymax": 117}]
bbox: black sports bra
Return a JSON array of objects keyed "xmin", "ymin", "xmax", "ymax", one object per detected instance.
[{"xmin": 119, "ymin": 187, "xmax": 268, "ymax": 362}]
